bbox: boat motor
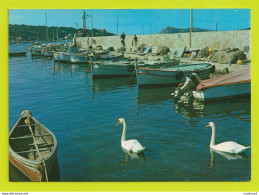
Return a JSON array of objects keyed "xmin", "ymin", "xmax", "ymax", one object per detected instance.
[{"xmin": 171, "ymin": 73, "xmax": 201, "ymax": 99}]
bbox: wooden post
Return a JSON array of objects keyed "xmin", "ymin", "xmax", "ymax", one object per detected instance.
[{"xmin": 190, "ymin": 9, "xmax": 193, "ymax": 48}]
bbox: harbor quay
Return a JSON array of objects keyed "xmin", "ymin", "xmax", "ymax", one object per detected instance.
[{"xmin": 75, "ymin": 30, "xmax": 251, "ymax": 72}]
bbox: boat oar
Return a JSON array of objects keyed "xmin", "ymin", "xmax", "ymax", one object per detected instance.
[{"xmin": 25, "ymin": 117, "xmax": 49, "ymax": 181}]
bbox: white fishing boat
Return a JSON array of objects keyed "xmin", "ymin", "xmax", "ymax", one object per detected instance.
[
  {"xmin": 28, "ymin": 42, "xmax": 42, "ymax": 56},
  {"xmin": 136, "ymin": 62, "xmax": 215, "ymax": 87},
  {"xmin": 53, "ymin": 52, "xmax": 60, "ymax": 61},
  {"xmin": 59, "ymin": 51, "xmax": 70, "ymax": 62},
  {"xmin": 91, "ymin": 59, "xmax": 180, "ymax": 78},
  {"xmin": 70, "ymin": 50, "xmax": 93, "ymax": 64},
  {"xmin": 54, "ymin": 51, "xmax": 70, "ymax": 62},
  {"xmin": 43, "ymin": 50, "xmax": 54, "ymax": 57},
  {"xmin": 172, "ymin": 66, "xmax": 251, "ymax": 101},
  {"xmin": 91, "ymin": 60, "xmax": 135, "ymax": 77},
  {"xmin": 97, "ymin": 53, "xmax": 124, "ymax": 61},
  {"xmin": 31, "ymin": 48, "xmax": 42, "ymax": 56}
]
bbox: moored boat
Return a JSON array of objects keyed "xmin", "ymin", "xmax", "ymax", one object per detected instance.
[
  {"xmin": 91, "ymin": 58, "xmax": 180, "ymax": 78},
  {"xmin": 54, "ymin": 51, "xmax": 70, "ymax": 62},
  {"xmin": 97, "ymin": 53, "xmax": 124, "ymax": 61},
  {"xmin": 9, "ymin": 51, "xmax": 26, "ymax": 57},
  {"xmin": 172, "ymin": 66, "xmax": 251, "ymax": 101},
  {"xmin": 9, "ymin": 110, "xmax": 58, "ymax": 181},
  {"xmin": 53, "ymin": 52, "xmax": 60, "ymax": 61},
  {"xmin": 136, "ymin": 62, "xmax": 215, "ymax": 87},
  {"xmin": 59, "ymin": 51, "xmax": 70, "ymax": 62},
  {"xmin": 43, "ymin": 50, "xmax": 54, "ymax": 57},
  {"xmin": 29, "ymin": 42, "xmax": 42, "ymax": 56},
  {"xmin": 70, "ymin": 49, "xmax": 94, "ymax": 63},
  {"xmin": 31, "ymin": 48, "xmax": 42, "ymax": 56},
  {"xmin": 91, "ymin": 60, "xmax": 135, "ymax": 78}
]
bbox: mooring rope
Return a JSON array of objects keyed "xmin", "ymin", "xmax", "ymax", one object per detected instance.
[{"xmin": 128, "ymin": 59, "xmax": 138, "ymax": 84}]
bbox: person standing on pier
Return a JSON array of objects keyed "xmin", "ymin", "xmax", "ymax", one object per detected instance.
[
  {"xmin": 120, "ymin": 32, "xmax": 126, "ymax": 48},
  {"xmin": 86, "ymin": 35, "xmax": 90, "ymax": 45},
  {"xmin": 134, "ymin": 35, "xmax": 138, "ymax": 47}
]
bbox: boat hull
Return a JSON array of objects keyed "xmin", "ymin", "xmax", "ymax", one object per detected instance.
[
  {"xmin": 9, "ymin": 52, "xmax": 26, "ymax": 57},
  {"xmin": 92, "ymin": 61, "xmax": 135, "ymax": 78},
  {"xmin": 193, "ymin": 81, "xmax": 251, "ymax": 101},
  {"xmin": 98, "ymin": 54, "xmax": 124, "ymax": 61},
  {"xmin": 70, "ymin": 53, "xmax": 89, "ymax": 63},
  {"xmin": 59, "ymin": 52, "xmax": 70, "ymax": 62},
  {"xmin": 43, "ymin": 51, "xmax": 53, "ymax": 58},
  {"xmin": 9, "ymin": 148, "xmax": 57, "ymax": 181},
  {"xmin": 31, "ymin": 49, "xmax": 42, "ymax": 56},
  {"xmin": 92, "ymin": 59, "xmax": 180, "ymax": 78},
  {"xmin": 54, "ymin": 52, "xmax": 70, "ymax": 62},
  {"xmin": 9, "ymin": 111, "xmax": 58, "ymax": 181},
  {"xmin": 53, "ymin": 52, "xmax": 60, "ymax": 61},
  {"xmin": 137, "ymin": 63, "xmax": 214, "ymax": 87}
]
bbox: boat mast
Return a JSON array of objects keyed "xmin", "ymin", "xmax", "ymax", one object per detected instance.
[
  {"xmin": 91, "ymin": 14, "xmax": 93, "ymax": 38},
  {"xmin": 117, "ymin": 15, "xmax": 118, "ymax": 36},
  {"xmin": 53, "ymin": 28, "xmax": 54, "ymax": 42},
  {"xmin": 45, "ymin": 12, "xmax": 49, "ymax": 43},
  {"xmin": 56, "ymin": 22, "xmax": 59, "ymax": 42}
]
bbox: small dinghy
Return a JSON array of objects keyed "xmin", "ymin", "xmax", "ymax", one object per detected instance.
[{"xmin": 9, "ymin": 110, "xmax": 58, "ymax": 181}]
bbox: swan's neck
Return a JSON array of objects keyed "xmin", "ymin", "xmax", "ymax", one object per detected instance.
[
  {"xmin": 210, "ymin": 125, "xmax": 216, "ymax": 146},
  {"xmin": 121, "ymin": 121, "xmax": 127, "ymax": 142}
]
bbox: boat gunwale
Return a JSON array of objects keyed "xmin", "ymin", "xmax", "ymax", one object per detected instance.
[
  {"xmin": 137, "ymin": 62, "xmax": 214, "ymax": 72},
  {"xmin": 9, "ymin": 116, "xmax": 58, "ymax": 166}
]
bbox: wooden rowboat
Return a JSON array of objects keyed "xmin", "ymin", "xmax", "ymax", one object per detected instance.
[
  {"xmin": 136, "ymin": 62, "xmax": 215, "ymax": 87},
  {"xmin": 9, "ymin": 110, "xmax": 58, "ymax": 181}
]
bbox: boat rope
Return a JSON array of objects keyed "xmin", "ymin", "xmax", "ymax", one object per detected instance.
[
  {"xmin": 128, "ymin": 66, "xmax": 136, "ymax": 84},
  {"xmin": 25, "ymin": 117, "xmax": 49, "ymax": 181},
  {"xmin": 128, "ymin": 60, "xmax": 137, "ymax": 84}
]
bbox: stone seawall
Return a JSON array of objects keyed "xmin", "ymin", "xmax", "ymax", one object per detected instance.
[{"xmin": 76, "ymin": 30, "xmax": 251, "ymax": 59}]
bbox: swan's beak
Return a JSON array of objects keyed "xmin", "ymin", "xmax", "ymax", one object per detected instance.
[
  {"xmin": 116, "ymin": 121, "xmax": 120, "ymax": 126},
  {"xmin": 205, "ymin": 124, "xmax": 210, "ymax": 128}
]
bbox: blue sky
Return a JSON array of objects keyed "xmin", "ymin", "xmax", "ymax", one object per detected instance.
[{"xmin": 9, "ymin": 9, "xmax": 250, "ymax": 35}]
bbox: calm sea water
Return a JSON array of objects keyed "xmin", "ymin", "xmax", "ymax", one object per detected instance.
[{"xmin": 9, "ymin": 45, "xmax": 251, "ymax": 181}]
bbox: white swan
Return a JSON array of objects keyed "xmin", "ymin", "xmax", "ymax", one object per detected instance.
[
  {"xmin": 116, "ymin": 118, "xmax": 145, "ymax": 153},
  {"xmin": 206, "ymin": 122, "xmax": 250, "ymax": 154}
]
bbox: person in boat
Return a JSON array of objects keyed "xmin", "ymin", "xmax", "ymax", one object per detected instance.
[
  {"xmin": 134, "ymin": 35, "xmax": 138, "ymax": 47},
  {"xmin": 121, "ymin": 32, "xmax": 126, "ymax": 48}
]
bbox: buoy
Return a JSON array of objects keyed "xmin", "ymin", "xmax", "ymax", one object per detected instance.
[
  {"xmin": 208, "ymin": 48, "xmax": 213, "ymax": 55},
  {"xmin": 237, "ymin": 60, "xmax": 242, "ymax": 65}
]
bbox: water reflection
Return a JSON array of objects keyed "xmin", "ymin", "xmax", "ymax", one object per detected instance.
[
  {"xmin": 54, "ymin": 63, "xmax": 61, "ymax": 72},
  {"xmin": 209, "ymin": 149, "xmax": 249, "ymax": 168},
  {"xmin": 174, "ymin": 97, "xmax": 251, "ymax": 119},
  {"xmin": 174, "ymin": 99, "xmax": 205, "ymax": 119},
  {"xmin": 53, "ymin": 62, "xmax": 91, "ymax": 75},
  {"xmin": 120, "ymin": 148, "xmax": 146, "ymax": 166},
  {"xmin": 137, "ymin": 86, "xmax": 173, "ymax": 107},
  {"xmin": 91, "ymin": 77, "xmax": 136, "ymax": 93}
]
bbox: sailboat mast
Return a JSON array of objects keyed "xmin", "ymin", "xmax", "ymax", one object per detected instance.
[
  {"xmin": 91, "ymin": 14, "xmax": 93, "ymax": 38},
  {"xmin": 56, "ymin": 22, "xmax": 59, "ymax": 42},
  {"xmin": 45, "ymin": 12, "xmax": 49, "ymax": 43}
]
